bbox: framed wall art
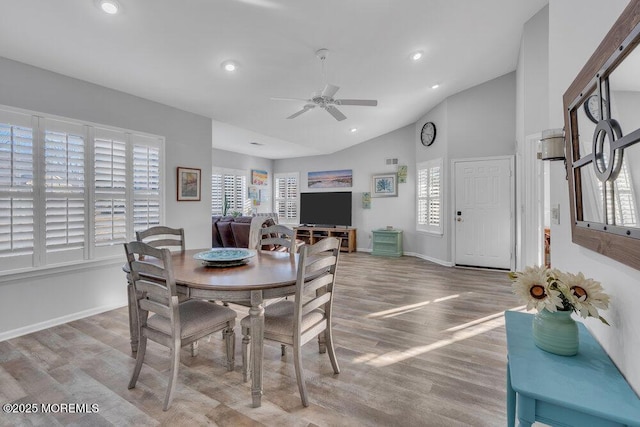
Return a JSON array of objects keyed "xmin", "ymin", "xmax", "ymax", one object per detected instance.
[
  {"xmin": 251, "ymin": 169, "xmax": 268, "ymax": 186},
  {"xmin": 177, "ymin": 167, "xmax": 201, "ymax": 201},
  {"xmin": 371, "ymin": 173, "xmax": 397, "ymax": 197},
  {"xmin": 308, "ymin": 169, "xmax": 353, "ymax": 188}
]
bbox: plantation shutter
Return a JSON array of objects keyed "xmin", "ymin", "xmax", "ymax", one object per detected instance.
[
  {"xmin": 275, "ymin": 172, "xmax": 299, "ymax": 224},
  {"xmin": 132, "ymin": 135, "xmax": 162, "ymax": 233},
  {"xmin": 94, "ymin": 128, "xmax": 127, "ymax": 248},
  {"xmin": 212, "ymin": 169, "xmax": 248, "ymax": 216},
  {"xmin": 417, "ymin": 159, "xmax": 443, "ymax": 234},
  {"xmin": 43, "ymin": 119, "xmax": 86, "ymax": 263},
  {"xmin": 0, "ymin": 110, "xmax": 34, "ymax": 269},
  {"xmin": 211, "ymin": 173, "xmax": 223, "ymax": 215}
]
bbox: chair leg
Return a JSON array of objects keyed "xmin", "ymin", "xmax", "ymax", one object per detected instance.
[
  {"xmin": 242, "ymin": 328, "xmax": 251, "ymax": 382},
  {"xmin": 190, "ymin": 340, "xmax": 199, "ymax": 357},
  {"xmin": 318, "ymin": 331, "xmax": 327, "ymax": 354},
  {"xmin": 128, "ymin": 335, "xmax": 147, "ymax": 389},
  {"xmin": 293, "ymin": 343, "xmax": 309, "ymax": 407},
  {"xmin": 281, "ymin": 344, "xmax": 286, "ymax": 357},
  {"xmin": 325, "ymin": 327, "xmax": 340, "ymax": 374},
  {"xmin": 224, "ymin": 326, "xmax": 235, "ymax": 371},
  {"xmin": 163, "ymin": 346, "xmax": 181, "ymax": 411}
]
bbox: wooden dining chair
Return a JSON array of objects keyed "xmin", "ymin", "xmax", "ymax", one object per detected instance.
[
  {"xmin": 136, "ymin": 225, "xmax": 185, "ymax": 253},
  {"xmin": 124, "ymin": 241, "xmax": 237, "ymax": 411},
  {"xmin": 240, "ymin": 237, "xmax": 341, "ymax": 407},
  {"xmin": 259, "ymin": 223, "xmax": 298, "ymax": 253}
]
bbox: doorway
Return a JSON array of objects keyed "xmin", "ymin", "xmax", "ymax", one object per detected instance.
[{"xmin": 453, "ymin": 156, "xmax": 514, "ymax": 270}]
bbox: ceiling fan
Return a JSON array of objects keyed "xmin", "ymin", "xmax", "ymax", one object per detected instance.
[{"xmin": 271, "ymin": 49, "xmax": 378, "ymax": 121}]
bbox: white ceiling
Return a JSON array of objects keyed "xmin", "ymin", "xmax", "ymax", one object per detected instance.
[{"xmin": 0, "ymin": 0, "xmax": 548, "ymax": 159}]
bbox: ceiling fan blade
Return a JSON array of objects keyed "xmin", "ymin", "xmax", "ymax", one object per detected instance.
[
  {"xmin": 325, "ymin": 105, "xmax": 347, "ymax": 121},
  {"xmin": 321, "ymin": 84, "xmax": 340, "ymax": 99},
  {"xmin": 286, "ymin": 105, "xmax": 314, "ymax": 119},
  {"xmin": 271, "ymin": 97, "xmax": 310, "ymax": 102},
  {"xmin": 335, "ymin": 99, "xmax": 378, "ymax": 106}
]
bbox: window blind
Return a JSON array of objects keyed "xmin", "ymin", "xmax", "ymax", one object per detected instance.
[
  {"xmin": 275, "ymin": 173, "xmax": 298, "ymax": 223},
  {"xmin": 417, "ymin": 159, "xmax": 443, "ymax": 234}
]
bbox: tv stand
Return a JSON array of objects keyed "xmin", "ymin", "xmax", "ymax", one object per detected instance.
[{"xmin": 294, "ymin": 226, "xmax": 356, "ymax": 253}]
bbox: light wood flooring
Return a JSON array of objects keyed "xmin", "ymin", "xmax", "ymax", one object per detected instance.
[{"xmin": 0, "ymin": 253, "xmax": 524, "ymax": 426}]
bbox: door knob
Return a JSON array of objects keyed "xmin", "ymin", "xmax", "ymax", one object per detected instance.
[{"xmin": 457, "ymin": 217, "xmax": 462, "ymax": 222}]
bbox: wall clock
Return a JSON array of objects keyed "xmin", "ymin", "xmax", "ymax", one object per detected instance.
[
  {"xmin": 583, "ymin": 94, "xmax": 604, "ymax": 124},
  {"xmin": 421, "ymin": 122, "xmax": 436, "ymax": 146}
]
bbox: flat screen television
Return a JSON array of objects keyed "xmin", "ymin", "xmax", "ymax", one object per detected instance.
[{"xmin": 299, "ymin": 191, "xmax": 352, "ymax": 227}]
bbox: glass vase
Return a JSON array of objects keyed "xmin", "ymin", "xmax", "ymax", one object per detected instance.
[{"xmin": 532, "ymin": 308, "xmax": 579, "ymax": 356}]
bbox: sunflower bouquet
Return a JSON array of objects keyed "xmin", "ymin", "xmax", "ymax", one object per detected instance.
[{"xmin": 509, "ymin": 266, "xmax": 610, "ymax": 325}]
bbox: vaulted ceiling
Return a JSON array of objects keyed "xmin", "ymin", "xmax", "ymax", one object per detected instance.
[{"xmin": 0, "ymin": 0, "xmax": 548, "ymax": 158}]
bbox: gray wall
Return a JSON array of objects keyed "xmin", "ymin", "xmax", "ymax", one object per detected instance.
[
  {"xmin": 0, "ymin": 56, "xmax": 212, "ymax": 339},
  {"xmin": 275, "ymin": 125, "xmax": 416, "ymax": 253}
]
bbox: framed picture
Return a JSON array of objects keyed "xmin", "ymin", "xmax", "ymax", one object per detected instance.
[
  {"xmin": 252, "ymin": 169, "xmax": 268, "ymax": 186},
  {"xmin": 397, "ymin": 165, "xmax": 408, "ymax": 184},
  {"xmin": 362, "ymin": 192, "xmax": 371, "ymax": 209},
  {"xmin": 308, "ymin": 169, "xmax": 353, "ymax": 188},
  {"xmin": 177, "ymin": 167, "xmax": 201, "ymax": 201},
  {"xmin": 371, "ymin": 173, "xmax": 398, "ymax": 197}
]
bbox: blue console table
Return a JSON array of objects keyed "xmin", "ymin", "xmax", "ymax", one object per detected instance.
[{"xmin": 505, "ymin": 310, "xmax": 640, "ymax": 427}]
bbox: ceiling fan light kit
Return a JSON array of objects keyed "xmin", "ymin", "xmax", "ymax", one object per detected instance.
[{"xmin": 272, "ymin": 49, "xmax": 378, "ymax": 121}]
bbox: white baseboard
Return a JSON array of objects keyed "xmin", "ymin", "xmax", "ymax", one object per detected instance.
[
  {"xmin": 0, "ymin": 300, "xmax": 128, "ymax": 342},
  {"xmin": 355, "ymin": 248, "xmax": 454, "ymax": 267}
]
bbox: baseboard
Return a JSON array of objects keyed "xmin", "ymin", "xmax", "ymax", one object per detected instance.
[
  {"xmin": 404, "ymin": 251, "xmax": 454, "ymax": 267},
  {"xmin": 355, "ymin": 248, "xmax": 454, "ymax": 267},
  {"xmin": 0, "ymin": 300, "xmax": 128, "ymax": 342}
]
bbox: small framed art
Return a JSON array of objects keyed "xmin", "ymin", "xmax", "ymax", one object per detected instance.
[
  {"xmin": 371, "ymin": 173, "xmax": 398, "ymax": 197},
  {"xmin": 177, "ymin": 167, "xmax": 201, "ymax": 201}
]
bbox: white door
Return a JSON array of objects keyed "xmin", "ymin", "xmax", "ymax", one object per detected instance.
[{"xmin": 454, "ymin": 157, "xmax": 513, "ymax": 269}]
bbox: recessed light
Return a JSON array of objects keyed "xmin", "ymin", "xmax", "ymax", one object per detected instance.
[
  {"xmin": 99, "ymin": 0, "xmax": 119, "ymax": 14},
  {"xmin": 349, "ymin": 128, "xmax": 358, "ymax": 133},
  {"xmin": 221, "ymin": 60, "xmax": 238, "ymax": 72},
  {"xmin": 410, "ymin": 51, "xmax": 423, "ymax": 61},
  {"xmin": 431, "ymin": 84, "xmax": 440, "ymax": 89},
  {"xmin": 249, "ymin": 141, "xmax": 263, "ymax": 146}
]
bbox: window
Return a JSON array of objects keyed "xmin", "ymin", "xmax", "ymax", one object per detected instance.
[
  {"xmin": 274, "ymin": 172, "xmax": 299, "ymax": 224},
  {"xmin": 0, "ymin": 106, "xmax": 164, "ymax": 271},
  {"xmin": 417, "ymin": 159, "xmax": 443, "ymax": 234},
  {"xmin": 211, "ymin": 168, "xmax": 249, "ymax": 216}
]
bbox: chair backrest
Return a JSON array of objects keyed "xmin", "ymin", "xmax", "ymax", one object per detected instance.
[
  {"xmin": 260, "ymin": 224, "xmax": 296, "ymax": 253},
  {"xmin": 253, "ymin": 212, "xmax": 279, "ymax": 224},
  {"xmin": 294, "ymin": 237, "xmax": 340, "ymax": 338},
  {"xmin": 136, "ymin": 226, "xmax": 185, "ymax": 252},
  {"xmin": 124, "ymin": 241, "xmax": 180, "ymax": 330}
]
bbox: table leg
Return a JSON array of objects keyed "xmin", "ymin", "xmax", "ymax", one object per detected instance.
[
  {"xmin": 250, "ymin": 290, "xmax": 265, "ymax": 408},
  {"xmin": 127, "ymin": 281, "xmax": 138, "ymax": 354},
  {"xmin": 507, "ymin": 361, "xmax": 515, "ymax": 427}
]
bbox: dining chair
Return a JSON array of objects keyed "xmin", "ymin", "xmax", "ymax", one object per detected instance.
[
  {"xmin": 124, "ymin": 241, "xmax": 237, "ymax": 411},
  {"xmin": 136, "ymin": 225, "xmax": 185, "ymax": 253},
  {"xmin": 259, "ymin": 223, "xmax": 298, "ymax": 253},
  {"xmin": 240, "ymin": 237, "xmax": 341, "ymax": 407}
]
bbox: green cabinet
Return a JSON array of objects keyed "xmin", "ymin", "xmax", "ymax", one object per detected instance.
[{"xmin": 371, "ymin": 229, "xmax": 403, "ymax": 257}]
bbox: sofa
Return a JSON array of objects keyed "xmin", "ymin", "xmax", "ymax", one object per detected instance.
[{"xmin": 212, "ymin": 215, "xmax": 259, "ymax": 248}]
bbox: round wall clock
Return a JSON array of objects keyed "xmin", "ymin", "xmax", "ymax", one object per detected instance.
[
  {"xmin": 584, "ymin": 94, "xmax": 603, "ymax": 124},
  {"xmin": 421, "ymin": 122, "xmax": 436, "ymax": 146}
]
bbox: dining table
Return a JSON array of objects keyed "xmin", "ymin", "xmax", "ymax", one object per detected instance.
[{"xmin": 125, "ymin": 248, "xmax": 299, "ymax": 408}]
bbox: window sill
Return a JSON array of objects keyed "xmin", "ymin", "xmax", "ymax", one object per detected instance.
[
  {"xmin": 416, "ymin": 229, "xmax": 444, "ymax": 237},
  {"xmin": 0, "ymin": 256, "xmax": 124, "ymax": 285}
]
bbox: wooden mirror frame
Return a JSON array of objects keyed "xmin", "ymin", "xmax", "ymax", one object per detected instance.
[{"xmin": 563, "ymin": 0, "xmax": 640, "ymax": 270}]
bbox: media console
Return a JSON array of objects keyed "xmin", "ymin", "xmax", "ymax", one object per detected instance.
[{"xmin": 293, "ymin": 226, "xmax": 357, "ymax": 253}]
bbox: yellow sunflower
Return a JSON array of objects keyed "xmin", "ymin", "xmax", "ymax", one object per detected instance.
[{"xmin": 510, "ymin": 266, "xmax": 563, "ymax": 312}]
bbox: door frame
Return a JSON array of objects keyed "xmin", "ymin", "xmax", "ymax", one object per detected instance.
[{"xmin": 451, "ymin": 155, "xmax": 516, "ymax": 271}]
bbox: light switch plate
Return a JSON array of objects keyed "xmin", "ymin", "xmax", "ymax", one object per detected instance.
[{"xmin": 551, "ymin": 204, "xmax": 560, "ymax": 225}]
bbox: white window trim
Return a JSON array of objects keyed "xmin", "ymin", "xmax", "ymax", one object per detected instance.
[
  {"xmin": 0, "ymin": 104, "xmax": 165, "ymax": 275},
  {"xmin": 416, "ymin": 158, "xmax": 443, "ymax": 235},
  {"xmin": 211, "ymin": 167, "xmax": 250, "ymax": 216},
  {"xmin": 274, "ymin": 172, "xmax": 299, "ymax": 225}
]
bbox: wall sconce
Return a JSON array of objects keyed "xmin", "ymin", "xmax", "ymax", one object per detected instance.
[{"xmin": 539, "ymin": 128, "xmax": 565, "ymax": 160}]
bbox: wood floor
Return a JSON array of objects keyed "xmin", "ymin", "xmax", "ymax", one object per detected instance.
[{"xmin": 0, "ymin": 253, "xmax": 525, "ymax": 426}]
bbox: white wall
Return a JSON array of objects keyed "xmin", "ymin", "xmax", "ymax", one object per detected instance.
[
  {"xmin": 212, "ymin": 146, "xmax": 274, "ymax": 214},
  {"xmin": 547, "ymin": 0, "xmax": 640, "ymax": 393},
  {"xmin": 0, "ymin": 57, "xmax": 213, "ymax": 340},
  {"xmin": 275, "ymin": 125, "xmax": 415, "ymax": 253}
]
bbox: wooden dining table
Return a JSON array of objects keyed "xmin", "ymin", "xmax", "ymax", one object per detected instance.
[{"xmin": 125, "ymin": 248, "xmax": 299, "ymax": 408}]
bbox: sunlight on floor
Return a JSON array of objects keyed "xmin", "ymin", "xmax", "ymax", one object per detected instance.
[
  {"xmin": 365, "ymin": 293, "xmax": 464, "ymax": 319},
  {"xmin": 354, "ymin": 306, "xmax": 527, "ymax": 367}
]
